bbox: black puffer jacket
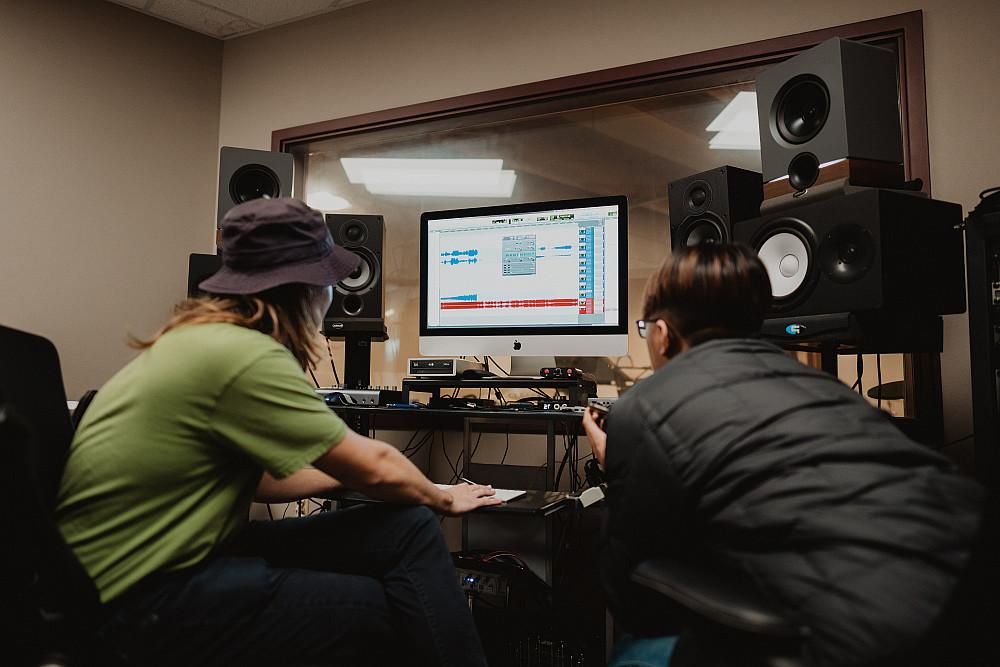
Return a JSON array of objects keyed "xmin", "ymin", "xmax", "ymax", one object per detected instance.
[{"xmin": 602, "ymin": 338, "xmax": 985, "ymax": 666}]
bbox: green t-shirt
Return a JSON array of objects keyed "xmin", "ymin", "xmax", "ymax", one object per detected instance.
[{"xmin": 56, "ymin": 323, "xmax": 346, "ymax": 603}]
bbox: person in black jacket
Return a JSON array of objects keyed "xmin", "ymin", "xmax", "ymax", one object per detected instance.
[{"xmin": 582, "ymin": 244, "xmax": 990, "ymax": 667}]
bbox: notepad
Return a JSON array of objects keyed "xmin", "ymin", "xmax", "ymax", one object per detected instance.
[{"xmin": 435, "ymin": 483, "xmax": 526, "ymax": 503}]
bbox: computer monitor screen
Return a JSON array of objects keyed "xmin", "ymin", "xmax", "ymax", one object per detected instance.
[{"xmin": 420, "ymin": 196, "xmax": 628, "ymax": 357}]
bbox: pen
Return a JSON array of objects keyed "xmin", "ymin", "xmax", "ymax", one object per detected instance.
[{"xmin": 459, "ymin": 476, "xmax": 476, "ymax": 485}]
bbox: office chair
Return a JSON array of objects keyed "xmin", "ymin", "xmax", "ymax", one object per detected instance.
[
  {"xmin": 2, "ymin": 324, "xmax": 120, "ymax": 667},
  {"xmin": 628, "ymin": 557, "xmax": 808, "ymax": 667}
]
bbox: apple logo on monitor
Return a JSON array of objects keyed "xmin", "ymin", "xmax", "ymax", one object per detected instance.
[{"xmin": 513, "ymin": 340, "xmax": 522, "ymax": 351}]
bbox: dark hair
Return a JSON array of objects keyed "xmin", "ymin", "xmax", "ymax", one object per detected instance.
[
  {"xmin": 131, "ymin": 283, "xmax": 326, "ymax": 370},
  {"xmin": 642, "ymin": 244, "xmax": 772, "ymax": 347}
]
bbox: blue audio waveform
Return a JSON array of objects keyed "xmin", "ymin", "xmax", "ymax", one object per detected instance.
[
  {"xmin": 441, "ymin": 257, "xmax": 479, "ymax": 265},
  {"xmin": 553, "ymin": 245, "xmax": 573, "ymax": 250},
  {"xmin": 441, "ymin": 249, "xmax": 480, "ymax": 257},
  {"xmin": 441, "ymin": 293, "xmax": 478, "ymax": 301}
]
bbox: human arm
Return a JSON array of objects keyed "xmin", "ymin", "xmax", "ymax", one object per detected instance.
[
  {"xmin": 311, "ymin": 429, "xmax": 502, "ymax": 516},
  {"xmin": 254, "ymin": 468, "xmax": 340, "ymax": 503},
  {"xmin": 582, "ymin": 406, "xmax": 608, "ymax": 468}
]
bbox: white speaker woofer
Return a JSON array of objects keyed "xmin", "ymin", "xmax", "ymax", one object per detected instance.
[
  {"xmin": 337, "ymin": 250, "xmax": 376, "ymax": 293},
  {"xmin": 758, "ymin": 231, "xmax": 810, "ymax": 299}
]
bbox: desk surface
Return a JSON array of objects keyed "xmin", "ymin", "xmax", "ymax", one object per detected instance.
[
  {"xmin": 332, "ymin": 489, "xmax": 572, "ymax": 516},
  {"xmin": 331, "ymin": 404, "xmax": 585, "ymax": 434}
]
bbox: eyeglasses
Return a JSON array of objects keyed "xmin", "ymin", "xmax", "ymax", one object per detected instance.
[{"xmin": 636, "ymin": 319, "xmax": 656, "ymax": 339}]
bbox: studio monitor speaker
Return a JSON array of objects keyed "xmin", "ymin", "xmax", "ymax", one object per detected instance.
[
  {"xmin": 187, "ymin": 252, "xmax": 222, "ymax": 298},
  {"xmin": 755, "ymin": 38, "xmax": 903, "ymax": 190},
  {"xmin": 324, "ymin": 214, "xmax": 385, "ymax": 334},
  {"xmin": 733, "ymin": 188, "xmax": 965, "ymax": 318},
  {"xmin": 667, "ymin": 166, "xmax": 762, "ymax": 249},
  {"xmin": 217, "ymin": 147, "xmax": 293, "ymax": 226}
]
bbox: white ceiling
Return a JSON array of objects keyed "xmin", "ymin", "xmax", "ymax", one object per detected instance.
[{"xmin": 105, "ymin": 0, "xmax": 374, "ymax": 39}]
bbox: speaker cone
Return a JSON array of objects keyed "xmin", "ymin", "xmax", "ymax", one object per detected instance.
[
  {"xmin": 756, "ymin": 224, "xmax": 813, "ymax": 300},
  {"xmin": 788, "ymin": 152, "xmax": 820, "ymax": 191},
  {"xmin": 819, "ymin": 224, "xmax": 875, "ymax": 283},
  {"xmin": 341, "ymin": 294, "xmax": 364, "ymax": 316},
  {"xmin": 684, "ymin": 180, "xmax": 712, "ymax": 214},
  {"xmin": 773, "ymin": 75, "xmax": 830, "ymax": 145},
  {"xmin": 229, "ymin": 164, "xmax": 281, "ymax": 204},
  {"xmin": 336, "ymin": 247, "xmax": 380, "ymax": 301},
  {"xmin": 342, "ymin": 220, "xmax": 368, "ymax": 245},
  {"xmin": 678, "ymin": 215, "xmax": 727, "ymax": 247}
]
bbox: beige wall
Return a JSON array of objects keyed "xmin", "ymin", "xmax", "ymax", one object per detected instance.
[
  {"xmin": 0, "ymin": 0, "xmax": 222, "ymax": 398},
  {"xmin": 218, "ymin": 0, "xmax": 1000, "ymax": 443}
]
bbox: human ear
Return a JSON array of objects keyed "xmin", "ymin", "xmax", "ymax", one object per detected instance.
[{"xmin": 655, "ymin": 319, "xmax": 672, "ymax": 358}]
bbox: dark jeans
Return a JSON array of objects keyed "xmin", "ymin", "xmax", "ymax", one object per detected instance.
[{"xmin": 99, "ymin": 504, "xmax": 487, "ymax": 667}]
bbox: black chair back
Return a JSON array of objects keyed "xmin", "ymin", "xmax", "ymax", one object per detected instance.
[
  {"xmin": 2, "ymin": 325, "xmax": 107, "ymax": 664},
  {"xmin": 0, "ymin": 325, "xmax": 75, "ymax": 508}
]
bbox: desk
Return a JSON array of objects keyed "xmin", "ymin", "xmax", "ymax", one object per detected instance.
[
  {"xmin": 332, "ymin": 405, "xmax": 586, "ymax": 492},
  {"xmin": 330, "ymin": 404, "xmax": 588, "ymax": 583},
  {"xmin": 402, "ymin": 375, "xmax": 597, "ymax": 407},
  {"xmin": 330, "ymin": 403, "xmax": 606, "ymax": 662}
]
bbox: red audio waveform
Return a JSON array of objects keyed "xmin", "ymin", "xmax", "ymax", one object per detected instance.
[{"xmin": 441, "ymin": 298, "xmax": 578, "ymax": 310}]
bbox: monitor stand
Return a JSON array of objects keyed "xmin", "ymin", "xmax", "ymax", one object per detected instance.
[{"xmin": 509, "ymin": 356, "xmax": 555, "ymax": 377}]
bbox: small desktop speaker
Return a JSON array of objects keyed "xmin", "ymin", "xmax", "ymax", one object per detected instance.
[
  {"xmin": 324, "ymin": 214, "xmax": 385, "ymax": 334},
  {"xmin": 755, "ymin": 38, "xmax": 903, "ymax": 190},
  {"xmin": 187, "ymin": 252, "xmax": 222, "ymax": 298},
  {"xmin": 733, "ymin": 188, "xmax": 965, "ymax": 318},
  {"xmin": 667, "ymin": 166, "xmax": 762, "ymax": 249},
  {"xmin": 217, "ymin": 147, "xmax": 293, "ymax": 226}
]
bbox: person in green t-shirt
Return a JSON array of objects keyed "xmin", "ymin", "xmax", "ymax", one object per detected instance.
[{"xmin": 56, "ymin": 197, "xmax": 500, "ymax": 667}]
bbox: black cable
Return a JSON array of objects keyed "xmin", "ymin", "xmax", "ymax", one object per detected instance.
[
  {"xmin": 876, "ymin": 354, "xmax": 883, "ymax": 411},
  {"xmin": 851, "ymin": 354, "xmax": 864, "ymax": 394},
  {"xmin": 501, "ymin": 432, "xmax": 509, "ymax": 464},
  {"xmin": 325, "ymin": 337, "xmax": 342, "ymax": 386},
  {"xmin": 266, "ymin": 504, "xmax": 274, "ymax": 521},
  {"xmin": 487, "ymin": 356, "xmax": 510, "ymax": 376},
  {"xmin": 554, "ymin": 439, "xmax": 572, "ymax": 488},
  {"xmin": 441, "ymin": 432, "xmax": 460, "ymax": 482},
  {"xmin": 308, "ymin": 367, "xmax": 320, "ymax": 387}
]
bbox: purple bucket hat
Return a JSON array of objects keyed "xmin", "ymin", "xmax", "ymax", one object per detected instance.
[{"xmin": 199, "ymin": 197, "xmax": 360, "ymax": 295}]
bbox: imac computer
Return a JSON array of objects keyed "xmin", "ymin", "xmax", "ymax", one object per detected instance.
[{"xmin": 419, "ymin": 196, "xmax": 628, "ymax": 357}]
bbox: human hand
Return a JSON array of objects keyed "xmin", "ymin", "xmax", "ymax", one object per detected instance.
[
  {"xmin": 440, "ymin": 483, "xmax": 503, "ymax": 516},
  {"xmin": 582, "ymin": 407, "xmax": 607, "ymax": 468}
]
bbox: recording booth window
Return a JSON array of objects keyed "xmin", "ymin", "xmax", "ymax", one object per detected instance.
[{"xmin": 274, "ymin": 12, "xmax": 929, "ymax": 422}]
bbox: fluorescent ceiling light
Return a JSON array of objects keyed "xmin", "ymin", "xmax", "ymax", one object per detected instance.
[
  {"xmin": 306, "ymin": 191, "xmax": 351, "ymax": 211},
  {"xmin": 706, "ymin": 91, "xmax": 760, "ymax": 151},
  {"xmin": 340, "ymin": 158, "xmax": 516, "ymax": 197}
]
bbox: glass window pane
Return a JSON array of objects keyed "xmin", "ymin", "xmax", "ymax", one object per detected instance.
[{"xmin": 297, "ymin": 82, "xmax": 764, "ymax": 391}]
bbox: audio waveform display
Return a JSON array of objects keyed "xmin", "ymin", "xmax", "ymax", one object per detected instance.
[
  {"xmin": 440, "ymin": 298, "xmax": 578, "ymax": 310},
  {"xmin": 441, "ymin": 293, "xmax": 478, "ymax": 302},
  {"xmin": 441, "ymin": 257, "xmax": 479, "ymax": 265},
  {"xmin": 441, "ymin": 249, "xmax": 480, "ymax": 257}
]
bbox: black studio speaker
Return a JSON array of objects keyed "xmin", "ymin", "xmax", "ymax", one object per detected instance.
[
  {"xmin": 733, "ymin": 189, "xmax": 965, "ymax": 319},
  {"xmin": 217, "ymin": 147, "xmax": 293, "ymax": 225},
  {"xmin": 187, "ymin": 252, "xmax": 222, "ymax": 297},
  {"xmin": 755, "ymin": 38, "xmax": 903, "ymax": 190},
  {"xmin": 324, "ymin": 214, "xmax": 385, "ymax": 334},
  {"xmin": 667, "ymin": 166, "xmax": 762, "ymax": 248}
]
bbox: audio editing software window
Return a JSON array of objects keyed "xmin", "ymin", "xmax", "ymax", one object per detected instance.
[{"xmin": 425, "ymin": 205, "xmax": 620, "ymax": 329}]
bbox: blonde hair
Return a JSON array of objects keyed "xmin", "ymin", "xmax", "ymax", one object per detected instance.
[{"xmin": 131, "ymin": 284, "xmax": 325, "ymax": 369}]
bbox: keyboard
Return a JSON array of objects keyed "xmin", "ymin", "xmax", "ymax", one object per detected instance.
[{"xmin": 434, "ymin": 483, "xmax": 526, "ymax": 503}]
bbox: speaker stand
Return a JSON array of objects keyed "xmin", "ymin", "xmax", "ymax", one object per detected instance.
[{"xmin": 342, "ymin": 328, "xmax": 388, "ymax": 389}]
